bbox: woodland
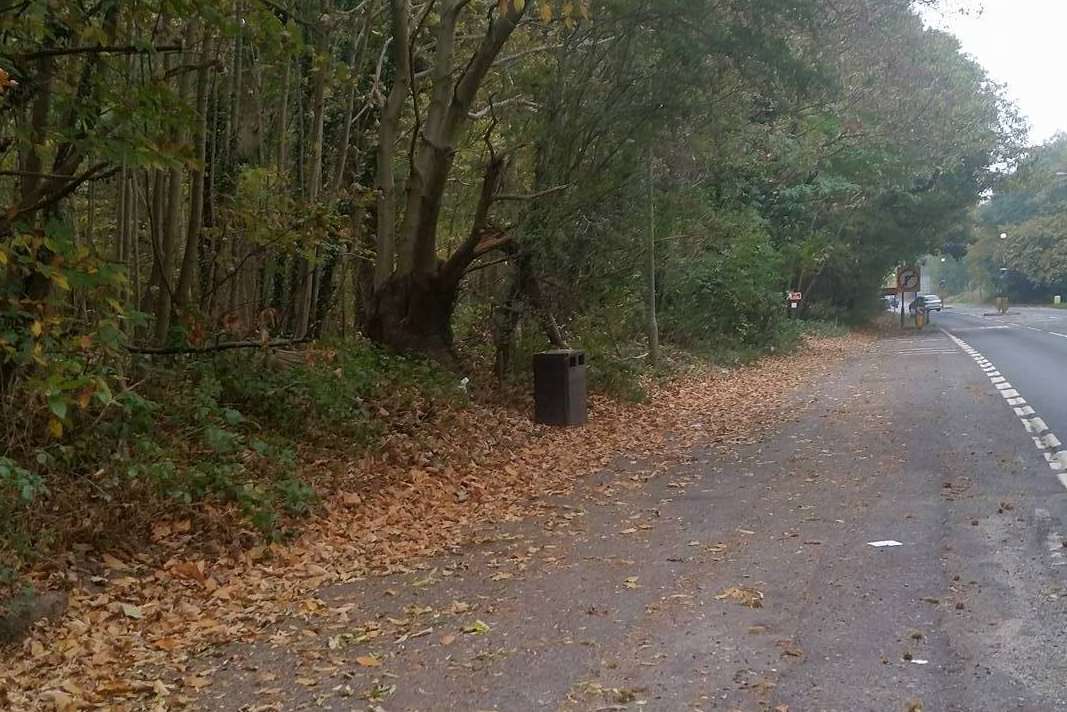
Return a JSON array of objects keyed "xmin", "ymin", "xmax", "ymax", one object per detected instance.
[{"xmin": 0, "ymin": 0, "xmax": 1025, "ymax": 584}]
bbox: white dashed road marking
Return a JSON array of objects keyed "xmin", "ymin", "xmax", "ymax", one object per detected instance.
[{"xmin": 943, "ymin": 328, "xmax": 1067, "ymax": 491}]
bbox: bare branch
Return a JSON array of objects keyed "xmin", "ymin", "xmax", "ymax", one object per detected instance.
[
  {"xmin": 495, "ymin": 184, "xmax": 570, "ymax": 201},
  {"xmin": 8, "ymin": 44, "xmax": 183, "ymax": 60},
  {"xmin": 127, "ymin": 338, "xmax": 312, "ymax": 355},
  {"xmin": 493, "ymin": 43, "xmax": 563, "ymax": 67},
  {"xmin": 468, "ymin": 95, "xmax": 539, "ymax": 119}
]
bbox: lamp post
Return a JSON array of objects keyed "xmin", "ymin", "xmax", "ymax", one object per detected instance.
[{"xmin": 998, "ymin": 232, "xmax": 1009, "ymax": 314}]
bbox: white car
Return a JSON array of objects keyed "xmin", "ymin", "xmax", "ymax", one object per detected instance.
[{"xmin": 909, "ymin": 294, "xmax": 942, "ymax": 313}]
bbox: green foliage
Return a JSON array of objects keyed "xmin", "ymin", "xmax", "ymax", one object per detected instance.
[
  {"xmin": 210, "ymin": 342, "xmax": 459, "ymax": 443},
  {"xmin": 966, "ymin": 135, "xmax": 1067, "ymax": 301},
  {"xmin": 0, "ymin": 457, "xmax": 45, "ymax": 506},
  {"xmin": 0, "ymin": 339, "xmax": 458, "ymax": 575},
  {"xmin": 0, "ymin": 0, "xmax": 1024, "ymax": 583},
  {"xmin": 1, "ymin": 220, "xmax": 131, "ymax": 447},
  {"xmin": 660, "ymin": 213, "xmax": 786, "ymax": 348}
]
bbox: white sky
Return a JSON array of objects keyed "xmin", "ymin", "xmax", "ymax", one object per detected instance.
[{"xmin": 920, "ymin": 0, "xmax": 1067, "ymax": 145}]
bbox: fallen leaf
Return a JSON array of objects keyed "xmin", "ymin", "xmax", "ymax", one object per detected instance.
[
  {"xmin": 463, "ymin": 620, "xmax": 491, "ymax": 635},
  {"xmin": 716, "ymin": 586, "xmax": 764, "ymax": 608},
  {"xmin": 171, "ymin": 560, "xmax": 208, "ymax": 584},
  {"xmin": 102, "ymin": 553, "xmax": 131, "ymax": 571},
  {"xmin": 45, "ymin": 690, "xmax": 74, "ymax": 711},
  {"xmin": 355, "ymin": 655, "xmax": 382, "ymax": 667}
]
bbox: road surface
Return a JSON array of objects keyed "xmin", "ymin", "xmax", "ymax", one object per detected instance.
[
  {"xmin": 936, "ymin": 304, "xmax": 1067, "ymax": 474},
  {"xmin": 196, "ymin": 311, "xmax": 1067, "ymax": 711}
]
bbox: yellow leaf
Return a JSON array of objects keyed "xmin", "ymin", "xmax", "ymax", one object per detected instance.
[
  {"xmin": 52, "ymin": 272, "xmax": 70, "ymax": 290},
  {"xmin": 539, "ymin": 2, "xmax": 552, "ymax": 22},
  {"xmin": 31, "ymin": 320, "xmax": 43, "ymax": 337},
  {"xmin": 77, "ymin": 387, "xmax": 93, "ymax": 410},
  {"xmin": 512, "ymin": 0, "xmax": 526, "ymax": 12},
  {"xmin": 48, "ymin": 417, "xmax": 63, "ymax": 439},
  {"xmin": 355, "ymin": 655, "xmax": 381, "ymax": 667},
  {"xmin": 0, "ymin": 249, "xmax": 7, "ymax": 265}
]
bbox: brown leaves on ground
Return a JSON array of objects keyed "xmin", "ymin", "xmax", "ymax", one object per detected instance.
[{"xmin": 0, "ymin": 334, "xmax": 867, "ymax": 709}]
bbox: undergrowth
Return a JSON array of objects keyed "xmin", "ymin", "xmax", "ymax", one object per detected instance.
[
  {"xmin": 0, "ymin": 339, "xmax": 461, "ymax": 586},
  {"xmin": 1, "ymin": 320, "xmax": 850, "ymax": 590}
]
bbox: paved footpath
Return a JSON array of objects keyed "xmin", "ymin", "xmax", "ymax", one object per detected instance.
[{"xmin": 196, "ymin": 329, "xmax": 1067, "ymax": 711}]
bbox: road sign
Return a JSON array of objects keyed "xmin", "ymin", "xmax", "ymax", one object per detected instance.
[
  {"xmin": 787, "ymin": 291, "xmax": 803, "ymax": 303},
  {"xmin": 897, "ymin": 265, "xmax": 920, "ymax": 292}
]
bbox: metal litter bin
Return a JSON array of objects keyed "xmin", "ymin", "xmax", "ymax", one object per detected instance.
[{"xmin": 533, "ymin": 350, "xmax": 587, "ymax": 426}]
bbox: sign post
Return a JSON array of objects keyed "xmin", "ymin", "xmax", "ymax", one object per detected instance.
[
  {"xmin": 787, "ymin": 291, "xmax": 803, "ymax": 319},
  {"xmin": 897, "ymin": 265, "xmax": 921, "ymax": 328}
]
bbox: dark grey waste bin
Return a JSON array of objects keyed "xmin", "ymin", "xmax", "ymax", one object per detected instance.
[{"xmin": 533, "ymin": 350, "xmax": 587, "ymax": 426}]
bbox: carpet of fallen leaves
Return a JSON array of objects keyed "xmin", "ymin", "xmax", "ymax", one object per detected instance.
[{"xmin": 1, "ymin": 333, "xmax": 869, "ymax": 710}]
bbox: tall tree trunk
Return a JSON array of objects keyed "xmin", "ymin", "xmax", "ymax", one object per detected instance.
[
  {"xmin": 293, "ymin": 12, "xmax": 329, "ymax": 339},
  {"xmin": 367, "ymin": 1, "xmax": 527, "ymax": 356},
  {"xmin": 176, "ymin": 37, "xmax": 213, "ymax": 315},
  {"xmin": 152, "ymin": 50, "xmax": 193, "ymax": 345},
  {"xmin": 646, "ymin": 144, "xmax": 659, "ymax": 368},
  {"xmin": 373, "ymin": 0, "xmax": 412, "ymax": 289},
  {"xmin": 277, "ymin": 59, "xmax": 290, "ymax": 172}
]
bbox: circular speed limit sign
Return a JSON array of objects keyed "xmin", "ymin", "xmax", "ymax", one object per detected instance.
[{"xmin": 897, "ymin": 266, "xmax": 920, "ymax": 291}]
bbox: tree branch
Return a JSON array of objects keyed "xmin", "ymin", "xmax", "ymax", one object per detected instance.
[
  {"xmin": 8, "ymin": 44, "xmax": 183, "ymax": 60},
  {"xmin": 495, "ymin": 184, "xmax": 569, "ymax": 201},
  {"xmin": 127, "ymin": 338, "xmax": 312, "ymax": 355}
]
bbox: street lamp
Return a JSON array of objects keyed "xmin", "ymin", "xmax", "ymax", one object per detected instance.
[{"xmin": 997, "ymin": 232, "xmax": 1009, "ymax": 314}]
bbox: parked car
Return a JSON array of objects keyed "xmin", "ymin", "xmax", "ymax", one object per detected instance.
[{"xmin": 909, "ymin": 294, "xmax": 942, "ymax": 313}]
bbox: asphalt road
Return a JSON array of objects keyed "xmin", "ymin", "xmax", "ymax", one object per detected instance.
[
  {"xmin": 199, "ymin": 318, "xmax": 1067, "ymax": 711},
  {"xmin": 936, "ymin": 304, "xmax": 1067, "ymax": 466}
]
